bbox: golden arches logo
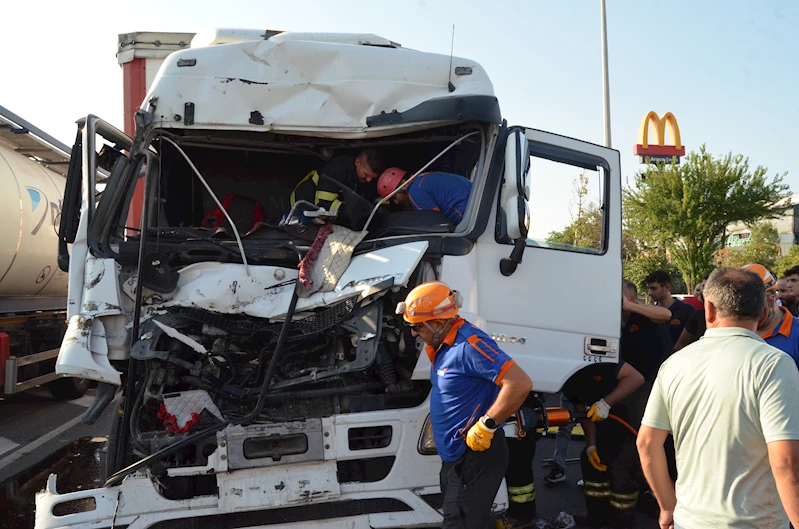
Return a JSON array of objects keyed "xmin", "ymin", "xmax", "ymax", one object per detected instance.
[{"xmin": 634, "ymin": 111, "xmax": 686, "ymax": 159}]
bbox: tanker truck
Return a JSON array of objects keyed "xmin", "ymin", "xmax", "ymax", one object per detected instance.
[{"xmin": 0, "ymin": 105, "xmax": 89, "ymax": 399}]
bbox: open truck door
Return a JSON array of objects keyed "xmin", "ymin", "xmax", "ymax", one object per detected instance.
[
  {"xmin": 469, "ymin": 128, "xmax": 622, "ymax": 392},
  {"xmin": 57, "ymin": 116, "xmax": 133, "ymax": 386}
]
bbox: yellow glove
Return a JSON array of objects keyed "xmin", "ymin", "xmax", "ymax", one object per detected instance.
[
  {"xmin": 587, "ymin": 398, "xmax": 611, "ymax": 422},
  {"xmin": 586, "ymin": 445, "xmax": 607, "ymax": 472},
  {"xmin": 466, "ymin": 418, "xmax": 495, "ymax": 451}
]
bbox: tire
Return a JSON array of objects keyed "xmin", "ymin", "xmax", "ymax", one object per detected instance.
[{"xmin": 47, "ymin": 376, "xmax": 91, "ymax": 400}]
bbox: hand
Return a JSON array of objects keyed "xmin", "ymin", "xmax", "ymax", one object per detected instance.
[
  {"xmin": 587, "ymin": 399, "xmax": 611, "ymax": 422},
  {"xmin": 658, "ymin": 508, "xmax": 674, "ymax": 529},
  {"xmin": 622, "ymin": 296, "xmax": 637, "ymax": 311},
  {"xmin": 586, "ymin": 445, "xmax": 607, "ymax": 472},
  {"xmin": 466, "ymin": 418, "xmax": 495, "ymax": 451}
]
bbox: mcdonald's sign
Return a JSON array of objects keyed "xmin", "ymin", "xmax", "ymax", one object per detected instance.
[{"xmin": 634, "ymin": 111, "xmax": 686, "ymax": 164}]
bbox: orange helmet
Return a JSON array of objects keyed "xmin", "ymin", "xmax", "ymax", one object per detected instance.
[
  {"xmin": 377, "ymin": 167, "xmax": 407, "ymax": 198},
  {"xmin": 396, "ymin": 281, "xmax": 463, "ymax": 324},
  {"xmin": 741, "ymin": 263, "xmax": 777, "ymax": 291}
]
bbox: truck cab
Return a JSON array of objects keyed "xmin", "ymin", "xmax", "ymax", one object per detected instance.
[{"xmin": 38, "ymin": 29, "xmax": 621, "ymax": 529}]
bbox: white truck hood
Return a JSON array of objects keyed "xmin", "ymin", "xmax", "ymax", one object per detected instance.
[{"xmin": 148, "ymin": 241, "xmax": 429, "ymax": 319}]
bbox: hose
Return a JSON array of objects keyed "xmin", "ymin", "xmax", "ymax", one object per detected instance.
[{"xmin": 608, "ymin": 413, "xmax": 639, "ymax": 437}]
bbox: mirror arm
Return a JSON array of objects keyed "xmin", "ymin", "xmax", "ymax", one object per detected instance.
[{"xmin": 500, "ymin": 238, "xmax": 526, "ymax": 276}]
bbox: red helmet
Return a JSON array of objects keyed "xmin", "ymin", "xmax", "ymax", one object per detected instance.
[{"xmin": 377, "ymin": 167, "xmax": 407, "ymax": 198}]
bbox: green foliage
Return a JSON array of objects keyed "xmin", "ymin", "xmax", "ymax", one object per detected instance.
[
  {"xmin": 715, "ymin": 222, "xmax": 781, "ymax": 271},
  {"xmin": 623, "ymin": 145, "xmax": 789, "ymax": 290},
  {"xmin": 548, "ymin": 172, "xmax": 602, "ymax": 251},
  {"xmin": 776, "ymin": 245, "xmax": 799, "ymax": 277}
]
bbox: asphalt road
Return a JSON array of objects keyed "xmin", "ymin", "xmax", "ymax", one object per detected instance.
[
  {"xmin": 0, "ymin": 387, "xmax": 659, "ymax": 529},
  {"xmin": 0, "ymin": 386, "xmax": 115, "ymax": 529}
]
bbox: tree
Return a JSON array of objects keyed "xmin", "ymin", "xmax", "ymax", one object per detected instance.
[
  {"xmin": 776, "ymin": 245, "xmax": 799, "ymax": 277},
  {"xmin": 715, "ymin": 222, "xmax": 781, "ymax": 271},
  {"xmin": 548, "ymin": 172, "xmax": 602, "ymax": 251},
  {"xmin": 623, "ymin": 145, "xmax": 789, "ymax": 290}
]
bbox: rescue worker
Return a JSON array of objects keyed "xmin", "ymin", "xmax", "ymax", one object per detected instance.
[
  {"xmin": 745, "ymin": 263, "xmax": 799, "ymax": 369},
  {"xmin": 562, "ymin": 361, "xmax": 645, "ymax": 528},
  {"xmin": 396, "ymin": 281, "xmax": 533, "ymax": 529},
  {"xmin": 289, "ymin": 148, "xmax": 386, "ymax": 220},
  {"xmin": 376, "ymin": 167, "xmax": 472, "ymax": 225}
]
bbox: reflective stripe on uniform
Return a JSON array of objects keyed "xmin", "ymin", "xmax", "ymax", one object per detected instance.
[
  {"xmin": 609, "ymin": 499, "xmax": 637, "ymax": 510},
  {"xmin": 329, "ymin": 199, "xmax": 343, "ymax": 213},
  {"xmin": 315, "ymin": 190, "xmax": 339, "ymax": 203},
  {"xmin": 509, "ymin": 492, "xmax": 535, "ymax": 504},
  {"xmin": 583, "ymin": 480, "xmax": 610, "ymax": 498},
  {"xmin": 507, "ymin": 483, "xmax": 534, "ymax": 494},
  {"xmin": 609, "ymin": 491, "xmax": 638, "ymax": 510},
  {"xmin": 508, "ymin": 482, "xmax": 535, "ymax": 503},
  {"xmin": 290, "ymin": 170, "xmax": 321, "ymax": 206}
]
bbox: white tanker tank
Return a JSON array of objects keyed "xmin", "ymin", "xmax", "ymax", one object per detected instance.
[
  {"xmin": 0, "ymin": 105, "xmax": 87, "ymax": 399},
  {"xmin": 0, "ymin": 141, "xmax": 68, "ymax": 300}
]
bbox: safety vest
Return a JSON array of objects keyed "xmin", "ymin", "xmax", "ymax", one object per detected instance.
[{"xmin": 289, "ymin": 170, "xmax": 343, "ymax": 214}]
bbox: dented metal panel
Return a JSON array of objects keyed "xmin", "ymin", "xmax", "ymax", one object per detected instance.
[
  {"xmin": 149, "ymin": 241, "xmax": 429, "ymax": 319},
  {"xmin": 146, "ymin": 38, "xmax": 495, "ymax": 136}
]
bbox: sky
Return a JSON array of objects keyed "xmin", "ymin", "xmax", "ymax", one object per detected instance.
[{"xmin": 1, "ymin": 0, "xmax": 796, "ymax": 218}]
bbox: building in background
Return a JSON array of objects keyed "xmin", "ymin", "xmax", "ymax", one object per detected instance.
[{"xmin": 726, "ymin": 192, "xmax": 799, "ymax": 256}]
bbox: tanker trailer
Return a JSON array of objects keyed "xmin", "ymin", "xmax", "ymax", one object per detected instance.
[{"xmin": 0, "ymin": 105, "xmax": 89, "ymax": 399}]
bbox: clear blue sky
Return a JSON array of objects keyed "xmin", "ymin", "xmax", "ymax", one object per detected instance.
[{"xmin": 1, "ymin": 0, "xmax": 796, "ymax": 187}]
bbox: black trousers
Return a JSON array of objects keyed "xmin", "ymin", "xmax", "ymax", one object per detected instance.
[
  {"xmin": 580, "ymin": 420, "xmax": 643, "ymax": 527},
  {"xmin": 504, "ymin": 432, "xmax": 537, "ymax": 520},
  {"xmin": 440, "ymin": 429, "xmax": 509, "ymax": 529}
]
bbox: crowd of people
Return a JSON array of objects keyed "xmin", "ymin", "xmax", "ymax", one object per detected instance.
[{"xmin": 401, "ymin": 265, "xmax": 799, "ymax": 529}]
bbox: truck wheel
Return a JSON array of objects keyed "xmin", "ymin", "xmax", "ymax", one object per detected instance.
[{"xmin": 47, "ymin": 377, "xmax": 90, "ymax": 400}]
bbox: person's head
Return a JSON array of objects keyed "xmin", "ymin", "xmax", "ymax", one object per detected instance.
[
  {"xmin": 784, "ymin": 266, "xmax": 799, "ymax": 297},
  {"xmin": 396, "ymin": 281, "xmax": 463, "ymax": 348},
  {"xmin": 740, "ymin": 263, "xmax": 778, "ymax": 315},
  {"xmin": 377, "ymin": 167, "xmax": 412, "ymax": 208},
  {"xmin": 645, "ymin": 270, "xmax": 672, "ymax": 303},
  {"xmin": 622, "ymin": 280, "xmax": 638, "ymax": 304},
  {"xmin": 703, "ymin": 268, "xmax": 766, "ymax": 330},
  {"xmin": 694, "ymin": 271, "xmax": 712, "ymax": 301},
  {"xmin": 354, "ymin": 148, "xmax": 387, "ymax": 184},
  {"xmin": 777, "ymin": 276, "xmax": 798, "ymax": 304}
]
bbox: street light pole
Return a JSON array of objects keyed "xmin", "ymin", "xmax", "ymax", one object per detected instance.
[{"xmin": 600, "ymin": 0, "xmax": 612, "ymax": 148}]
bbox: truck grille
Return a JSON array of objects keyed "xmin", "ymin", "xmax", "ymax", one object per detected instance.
[{"xmin": 348, "ymin": 425, "xmax": 392, "ymax": 450}]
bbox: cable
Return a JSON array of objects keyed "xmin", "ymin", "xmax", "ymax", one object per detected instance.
[
  {"xmin": 160, "ymin": 136, "xmax": 250, "ymax": 276},
  {"xmin": 608, "ymin": 413, "xmax": 639, "ymax": 437}
]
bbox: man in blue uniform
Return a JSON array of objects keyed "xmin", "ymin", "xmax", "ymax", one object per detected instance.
[
  {"xmin": 745, "ymin": 263, "xmax": 799, "ymax": 369},
  {"xmin": 377, "ymin": 167, "xmax": 472, "ymax": 226},
  {"xmin": 396, "ymin": 281, "xmax": 533, "ymax": 529}
]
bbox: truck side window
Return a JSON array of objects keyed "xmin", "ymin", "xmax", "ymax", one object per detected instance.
[{"xmin": 526, "ymin": 156, "xmax": 606, "ymax": 255}]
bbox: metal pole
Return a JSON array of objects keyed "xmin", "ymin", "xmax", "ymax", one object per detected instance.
[{"xmin": 600, "ymin": 0, "xmax": 612, "ymax": 148}]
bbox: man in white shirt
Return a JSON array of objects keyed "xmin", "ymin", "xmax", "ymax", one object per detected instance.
[{"xmin": 637, "ymin": 267, "xmax": 799, "ymax": 529}]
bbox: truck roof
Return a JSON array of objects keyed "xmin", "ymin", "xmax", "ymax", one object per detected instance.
[{"xmin": 145, "ymin": 30, "xmax": 499, "ymax": 138}]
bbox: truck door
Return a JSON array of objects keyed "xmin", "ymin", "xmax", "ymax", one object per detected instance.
[
  {"xmin": 58, "ymin": 116, "xmax": 133, "ymax": 319},
  {"xmin": 469, "ymin": 128, "xmax": 622, "ymax": 392}
]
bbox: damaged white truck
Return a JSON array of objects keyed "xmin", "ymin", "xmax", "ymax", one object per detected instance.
[{"xmin": 37, "ymin": 29, "xmax": 622, "ymax": 529}]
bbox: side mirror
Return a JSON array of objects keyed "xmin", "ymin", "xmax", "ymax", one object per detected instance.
[{"xmin": 499, "ymin": 130, "xmax": 531, "ymax": 276}]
